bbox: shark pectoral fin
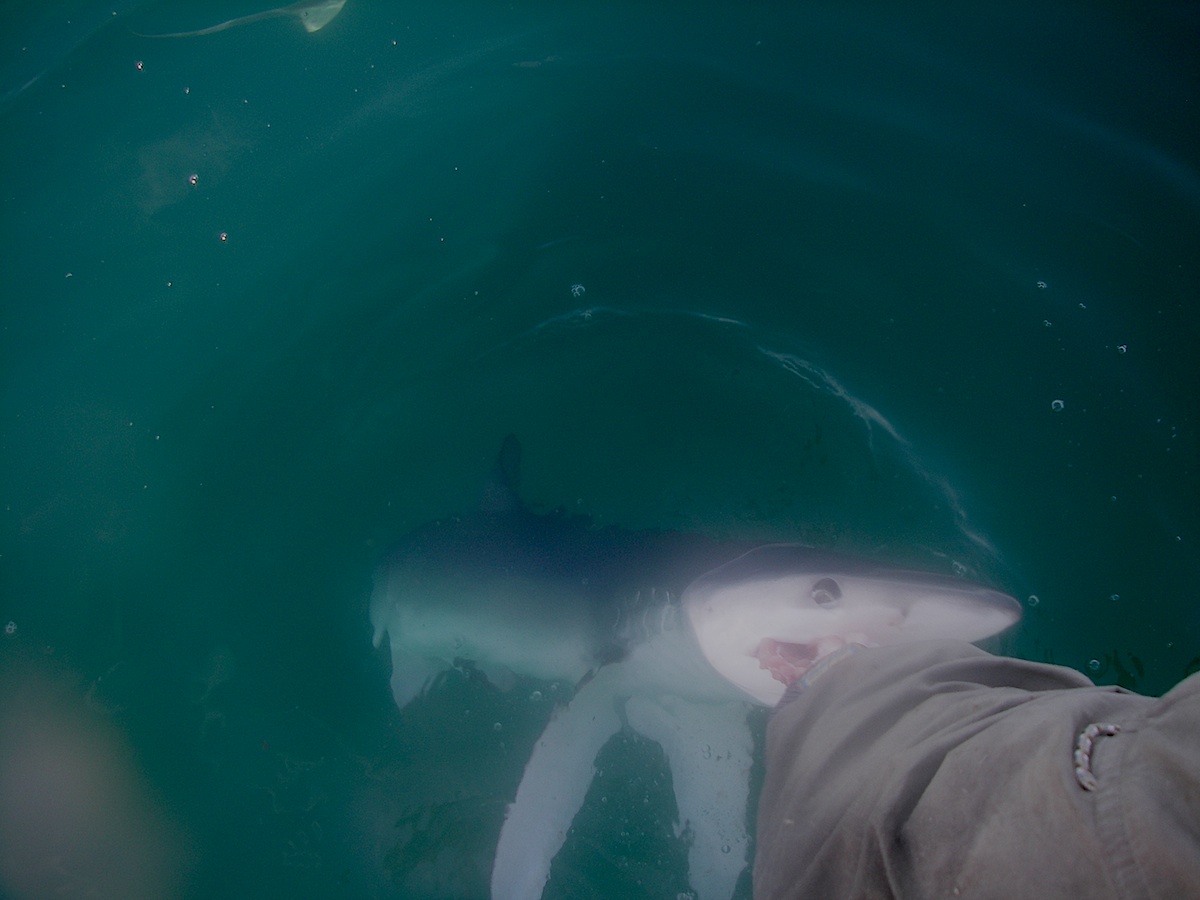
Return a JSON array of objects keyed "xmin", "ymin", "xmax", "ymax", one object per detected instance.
[
  {"xmin": 491, "ymin": 664, "xmax": 626, "ymax": 900},
  {"xmin": 297, "ymin": 0, "xmax": 346, "ymax": 32},
  {"xmin": 389, "ymin": 653, "xmax": 448, "ymax": 710},
  {"xmin": 624, "ymin": 696, "xmax": 753, "ymax": 900},
  {"xmin": 134, "ymin": 0, "xmax": 345, "ymax": 38}
]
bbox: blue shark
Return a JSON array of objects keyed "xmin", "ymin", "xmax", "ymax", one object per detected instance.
[{"xmin": 369, "ymin": 436, "xmax": 1022, "ymax": 899}]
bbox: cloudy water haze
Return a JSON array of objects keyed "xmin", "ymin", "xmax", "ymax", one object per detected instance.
[{"xmin": 2, "ymin": 1, "xmax": 1197, "ymax": 897}]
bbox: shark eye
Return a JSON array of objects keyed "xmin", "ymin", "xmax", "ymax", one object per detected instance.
[{"xmin": 811, "ymin": 577, "xmax": 842, "ymax": 608}]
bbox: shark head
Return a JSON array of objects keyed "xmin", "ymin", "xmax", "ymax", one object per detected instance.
[{"xmin": 682, "ymin": 544, "xmax": 1022, "ymax": 705}]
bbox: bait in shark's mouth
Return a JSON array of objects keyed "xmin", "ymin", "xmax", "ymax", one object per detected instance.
[
  {"xmin": 755, "ymin": 635, "xmax": 860, "ymax": 684},
  {"xmin": 370, "ymin": 438, "xmax": 1022, "ymax": 899}
]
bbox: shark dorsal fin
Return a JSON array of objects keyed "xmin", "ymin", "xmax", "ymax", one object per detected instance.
[{"xmin": 480, "ymin": 433, "xmax": 523, "ymax": 514}]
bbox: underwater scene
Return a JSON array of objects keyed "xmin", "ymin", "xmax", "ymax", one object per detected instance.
[{"xmin": 1, "ymin": 1, "xmax": 1197, "ymax": 897}]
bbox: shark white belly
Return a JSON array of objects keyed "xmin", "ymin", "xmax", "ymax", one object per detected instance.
[{"xmin": 369, "ymin": 436, "xmax": 1022, "ymax": 899}]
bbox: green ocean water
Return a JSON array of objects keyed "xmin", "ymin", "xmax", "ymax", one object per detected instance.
[{"xmin": 1, "ymin": 1, "xmax": 1197, "ymax": 897}]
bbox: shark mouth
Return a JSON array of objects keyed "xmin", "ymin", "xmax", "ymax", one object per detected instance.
[{"xmin": 755, "ymin": 636, "xmax": 870, "ymax": 685}]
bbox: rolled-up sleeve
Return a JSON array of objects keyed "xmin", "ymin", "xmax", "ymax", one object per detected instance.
[{"xmin": 754, "ymin": 640, "xmax": 1200, "ymax": 900}]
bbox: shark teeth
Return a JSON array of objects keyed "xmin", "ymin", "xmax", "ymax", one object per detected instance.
[
  {"xmin": 756, "ymin": 635, "xmax": 876, "ymax": 685},
  {"xmin": 756, "ymin": 637, "xmax": 828, "ymax": 684}
]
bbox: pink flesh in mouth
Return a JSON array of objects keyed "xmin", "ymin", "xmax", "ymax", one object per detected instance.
[{"xmin": 756, "ymin": 637, "xmax": 847, "ymax": 685}]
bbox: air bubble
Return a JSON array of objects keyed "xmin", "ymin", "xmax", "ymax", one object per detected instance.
[
  {"xmin": 1027, "ymin": 595, "xmax": 1040, "ymax": 607},
  {"xmin": 3, "ymin": 621, "xmax": 15, "ymax": 637},
  {"xmin": 1088, "ymin": 659, "xmax": 1101, "ymax": 672},
  {"xmin": 1110, "ymin": 594, "xmax": 1120, "ymax": 602},
  {"xmin": 493, "ymin": 722, "xmax": 502, "ymax": 732},
  {"xmin": 1051, "ymin": 399, "xmax": 1065, "ymax": 412}
]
